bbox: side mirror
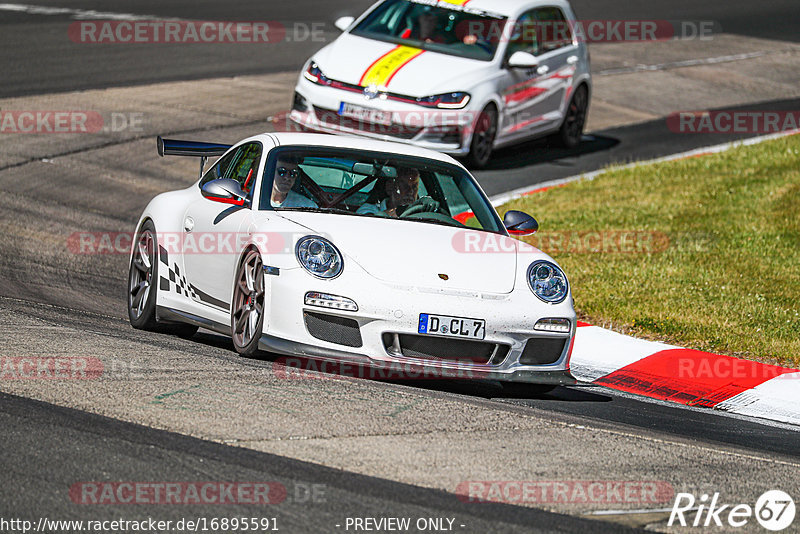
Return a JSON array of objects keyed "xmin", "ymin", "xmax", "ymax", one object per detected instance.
[
  {"xmin": 504, "ymin": 210, "xmax": 538, "ymax": 236},
  {"xmin": 334, "ymin": 16, "xmax": 355, "ymax": 32},
  {"xmin": 507, "ymin": 51, "xmax": 539, "ymax": 69},
  {"xmin": 201, "ymin": 178, "xmax": 248, "ymax": 206}
]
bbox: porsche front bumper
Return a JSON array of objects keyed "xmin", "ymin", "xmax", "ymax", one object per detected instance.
[{"xmin": 259, "ymin": 265, "xmax": 577, "ymax": 385}]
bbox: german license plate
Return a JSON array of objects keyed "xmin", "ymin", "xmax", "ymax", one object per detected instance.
[
  {"xmin": 418, "ymin": 314, "xmax": 486, "ymax": 340},
  {"xmin": 339, "ymin": 102, "xmax": 392, "ymax": 126}
]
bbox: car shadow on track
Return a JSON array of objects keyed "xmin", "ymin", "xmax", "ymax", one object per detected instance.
[
  {"xmin": 398, "ymin": 379, "xmax": 614, "ymax": 404},
  {"xmin": 191, "ymin": 330, "xmax": 613, "ymax": 403},
  {"xmin": 468, "ymin": 134, "xmax": 620, "ymax": 171}
]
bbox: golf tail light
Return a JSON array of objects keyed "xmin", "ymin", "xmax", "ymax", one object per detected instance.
[
  {"xmin": 305, "ymin": 292, "xmax": 358, "ymax": 312},
  {"xmin": 534, "ymin": 318, "xmax": 571, "ymax": 333}
]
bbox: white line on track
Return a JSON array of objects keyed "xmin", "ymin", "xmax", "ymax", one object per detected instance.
[
  {"xmin": 586, "ymin": 507, "xmax": 678, "ymax": 516},
  {"xmin": 595, "ymin": 50, "xmax": 780, "ymax": 76},
  {"xmin": 0, "ymin": 3, "xmax": 181, "ymax": 21}
]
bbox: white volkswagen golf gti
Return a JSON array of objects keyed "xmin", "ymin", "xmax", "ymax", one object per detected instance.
[
  {"xmin": 289, "ymin": 0, "xmax": 591, "ymax": 167},
  {"xmin": 128, "ymin": 133, "xmax": 577, "ymax": 388}
]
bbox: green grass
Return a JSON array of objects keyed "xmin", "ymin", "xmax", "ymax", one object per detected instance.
[{"xmin": 500, "ymin": 135, "xmax": 800, "ymax": 367}]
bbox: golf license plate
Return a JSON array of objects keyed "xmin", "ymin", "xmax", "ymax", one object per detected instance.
[
  {"xmin": 418, "ymin": 313, "xmax": 486, "ymax": 340},
  {"xmin": 339, "ymin": 102, "xmax": 392, "ymax": 126}
]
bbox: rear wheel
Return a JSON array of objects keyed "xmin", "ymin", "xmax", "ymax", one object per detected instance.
[
  {"xmin": 128, "ymin": 221, "xmax": 158, "ymax": 330},
  {"xmin": 466, "ymin": 104, "xmax": 498, "ymax": 169},
  {"xmin": 128, "ymin": 220, "xmax": 198, "ymax": 337},
  {"xmin": 231, "ymin": 249, "xmax": 265, "ymax": 356},
  {"xmin": 557, "ymin": 84, "xmax": 588, "ymax": 148}
]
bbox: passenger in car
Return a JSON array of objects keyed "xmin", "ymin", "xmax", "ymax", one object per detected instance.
[
  {"xmin": 357, "ymin": 167, "xmax": 438, "ymax": 217},
  {"xmin": 404, "ymin": 6, "xmax": 480, "ymax": 45},
  {"xmin": 270, "ymin": 154, "xmax": 319, "ymax": 209}
]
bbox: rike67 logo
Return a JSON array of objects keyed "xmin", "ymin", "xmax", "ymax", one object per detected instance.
[{"xmin": 669, "ymin": 490, "xmax": 795, "ymax": 531}]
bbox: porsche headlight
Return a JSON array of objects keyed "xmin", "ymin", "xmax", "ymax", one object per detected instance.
[
  {"xmin": 527, "ymin": 261, "xmax": 569, "ymax": 304},
  {"xmin": 296, "ymin": 236, "xmax": 343, "ymax": 279},
  {"xmin": 416, "ymin": 92, "xmax": 471, "ymax": 109}
]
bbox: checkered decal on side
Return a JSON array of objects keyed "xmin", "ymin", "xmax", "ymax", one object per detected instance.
[
  {"xmin": 156, "ymin": 245, "xmax": 229, "ymax": 310},
  {"xmin": 158, "ymin": 246, "xmax": 198, "ymax": 300}
]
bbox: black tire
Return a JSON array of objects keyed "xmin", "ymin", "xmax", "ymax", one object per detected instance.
[
  {"xmin": 466, "ymin": 104, "xmax": 498, "ymax": 169},
  {"xmin": 128, "ymin": 221, "xmax": 199, "ymax": 337},
  {"xmin": 231, "ymin": 248, "xmax": 266, "ymax": 357},
  {"xmin": 557, "ymin": 84, "xmax": 588, "ymax": 149},
  {"xmin": 128, "ymin": 220, "xmax": 160, "ymax": 330}
]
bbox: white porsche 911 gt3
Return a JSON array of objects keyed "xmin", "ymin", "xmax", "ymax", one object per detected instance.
[
  {"xmin": 289, "ymin": 0, "xmax": 591, "ymax": 167},
  {"xmin": 128, "ymin": 133, "xmax": 576, "ymax": 386}
]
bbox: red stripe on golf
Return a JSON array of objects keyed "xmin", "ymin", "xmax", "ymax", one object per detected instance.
[
  {"xmin": 576, "ymin": 321, "xmax": 591, "ymax": 327},
  {"xmin": 595, "ymin": 348, "xmax": 796, "ymax": 407},
  {"xmin": 359, "ymin": 46, "xmax": 399, "ymax": 86},
  {"xmin": 384, "ymin": 50, "xmax": 424, "ymax": 87}
]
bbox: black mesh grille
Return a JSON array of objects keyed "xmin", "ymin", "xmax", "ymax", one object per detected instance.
[
  {"xmin": 314, "ymin": 107, "xmax": 423, "ymax": 139},
  {"xmin": 519, "ymin": 337, "xmax": 567, "ymax": 365},
  {"xmin": 384, "ymin": 334, "xmax": 509, "ymax": 365},
  {"xmin": 292, "ymin": 91, "xmax": 308, "ymax": 112},
  {"xmin": 304, "ymin": 312, "xmax": 362, "ymax": 348}
]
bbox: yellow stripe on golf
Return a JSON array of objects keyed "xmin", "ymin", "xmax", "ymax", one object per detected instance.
[
  {"xmin": 439, "ymin": 0, "xmax": 472, "ymax": 6},
  {"xmin": 360, "ymin": 46, "xmax": 424, "ymax": 89}
]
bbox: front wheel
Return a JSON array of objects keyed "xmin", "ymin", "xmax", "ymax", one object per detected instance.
[
  {"xmin": 231, "ymin": 249, "xmax": 266, "ymax": 357},
  {"xmin": 557, "ymin": 85, "xmax": 588, "ymax": 149},
  {"xmin": 466, "ymin": 104, "xmax": 498, "ymax": 169}
]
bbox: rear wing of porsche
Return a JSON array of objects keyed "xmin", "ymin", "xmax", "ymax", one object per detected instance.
[{"xmin": 156, "ymin": 135, "xmax": 232, "ymax": 177}]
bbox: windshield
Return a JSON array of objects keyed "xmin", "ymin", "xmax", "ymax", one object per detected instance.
[
  {"xmin": 351, "ymin": 0, "xmax": 507, "ymax": 62},
  {"xmin": 259, "ymin": 147, "xmax": 505, "ymax": 234}
]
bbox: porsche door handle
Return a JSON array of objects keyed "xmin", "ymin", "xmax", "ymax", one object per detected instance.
[
  {"xmin": 566, "ymin": 55, "xmax": 579, "ymax": 65},
  {"xmin": 536, "ymin": 65, "xmax": 550, "ymax": 75},
  {"xmin": 184, "ymin": 217, "xmax": 194, "ymax": 232}
]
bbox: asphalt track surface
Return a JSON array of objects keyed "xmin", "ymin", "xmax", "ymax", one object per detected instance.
[
  {"xmin": 1, "ymin": 392, "xmax": 637, "ymax": 533},
  {"xmin": 2, "ymin": 1, "xmax": 800, "ymax": 532},
  {"xmin": 1, "ymin": 0, "xmax": 798, "ymax": 97}
]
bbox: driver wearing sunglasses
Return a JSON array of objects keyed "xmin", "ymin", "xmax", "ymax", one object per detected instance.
[{"xmin": 270, "ymin": 155, "xmax": 318, "ymax": 209}]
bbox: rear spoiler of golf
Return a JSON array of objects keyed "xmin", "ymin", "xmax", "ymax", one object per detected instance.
[{"xmin": 157, "ymin": 136, "xmax": 232, "ymax": 177}]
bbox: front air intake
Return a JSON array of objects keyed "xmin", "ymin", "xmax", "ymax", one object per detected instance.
[
  {"xmin": 519, "ymin": 337, "xmax": 567, "ymax": 365},
  {"xmin": 304, "ymin": 312, "xmax": 363, "ymax": 348}
]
